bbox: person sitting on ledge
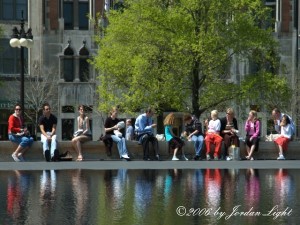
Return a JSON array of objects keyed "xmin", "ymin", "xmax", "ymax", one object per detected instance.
[
  {"xmin": 8, "ymin": 103, "xmax": 33, "ymax": 162},
  {"xmin": 220, "ymin": 108, "xmax": 239, "ymax": 160},
  {"xmin": 39, "ymin": 103, "xmax": 59, "ymax": 162},
  {"xmin": 244, "ymin": 110, "xmax": 260, "ymax": 160},
  {"xmin": 274, "ymin": 115, "xmax": 292, "ymax": 160},
  {"xmin": 164, "ymin": 113, "xmax": 188, "ymax": 161},
  {"xmin": 183, "ymin": 113, "xmax": 204, "ymax": 160},
  {"xmin": 72, "ymin": 105, "xmax": 92, "ymax": 161},
  {"xmin": 104, "ymin": 107, "xmax": 130, "ymax": 161},
  {"xmin": 204, "ymin": 110, "xmax": 223, "ymax": 160},
  {"xmin": 135, "ymin": 107, "xmax": 160, "ymax": 161}
]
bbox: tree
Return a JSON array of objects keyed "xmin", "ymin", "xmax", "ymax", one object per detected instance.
[
  {"xmin": 5, "ymin": 67, "xmax": 58, "ymax": 137},
  {"xmin": 92, "ymin": 0, "xmax": 291, "ymax": 117}
]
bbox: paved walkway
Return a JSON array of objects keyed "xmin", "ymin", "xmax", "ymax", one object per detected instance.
[{"xmin": 0, "ymin": 160, "xmax": 300, "ymax": 170}]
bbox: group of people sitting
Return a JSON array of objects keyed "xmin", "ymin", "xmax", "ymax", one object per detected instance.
[
  {"xmin": 7, "ymin": 103, "xmax": 294, "ymax": 162},
  {"xmin": 8, "ymin": 103, "xmax": 64, "ymax": 162},
  {"xmin": 165, "ymin": 107, "xmax": 294, "ymax": 161}
]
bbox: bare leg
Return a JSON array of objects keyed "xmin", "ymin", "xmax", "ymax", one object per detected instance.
[
  {"xmin": 181, "ymin": 148, "xmax": 188, "ymax": 160},
  {"xmin": 246, "ymin": 145, "xmax": 250, "ymax": 157},
  {"xmin": 247, "ymin": 145, "xmax": 255, "ymax": 159},
  {"xmin": 76, "ymin": 141, "xmax": 83, "ymax": 160},
  {"xmin": 278, "ymin": 145, "xmax": 283, "ymax": 155},
  {"xmin": 18, "ymin": 146, "xmax": 29, "ymax": 157},
  {"xmin": 13, "ymin": 145, "xmax": 25, "ymax": 155},
  {"xmin": 172, "ymin": 148, "xmax": 179, "ymax": 160}
]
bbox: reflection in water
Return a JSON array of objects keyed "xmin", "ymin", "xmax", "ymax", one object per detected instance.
[
  {"xmin": 0, "ymin": 169, "xmax": 299, "ymax": 225},
  {"xmin": 7, "ymin": 171, "xmax": 30, "ymax": 222},
  {"xmin": 72, "ymin": 170, "xmax": 89, "ymax": 225},
  {"xmin": 245, "ymin": 169, "xmax": 260, "ymax": 210},
  {"xmin": 274, "ymin": 169, "xmax": 294, "ymax": 209}
]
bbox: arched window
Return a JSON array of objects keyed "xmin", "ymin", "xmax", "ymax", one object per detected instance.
[
  {"xmin": 79, "ymin": 41, "xmax": 89, "ymax": 82},
  {"xmin": 63, "ymin": 40, "xmax": 74, "ymax": 82}
]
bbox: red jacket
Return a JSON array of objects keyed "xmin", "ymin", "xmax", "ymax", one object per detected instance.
[{"xmin": 8, "ymin": 114, "xmax": 23, "ymax": 134}]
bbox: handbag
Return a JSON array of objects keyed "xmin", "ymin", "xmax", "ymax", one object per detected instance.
[{"xmin": 228, "ymin": 145, "xmax": 240, "ymax": 160}]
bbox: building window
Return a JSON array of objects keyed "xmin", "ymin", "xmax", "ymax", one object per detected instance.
[
  {"xmin": 64, "ymin": 58, "xmax": 74, "ymax": 82},
  {"xmin": 62, "ymin": 105, "xmax": 75, "ymax": 113},
  {"xmin": 264, "ymin": 0, "xmax": 277, "ymax": 31},
  {"xmin": 79, "ymin": 59, "xmax": 89, "ymax": 81},
  {"xmin": 63, "ymin": 41, "xmax": 74, "ymax": 82},
  {"xmin": 63, "ymin": 1, "xmax": 73, "ymax": 30},
  {"xmin": 78, "ymin": 1, "xmax": 89, "ymax": 30},
  {"xmin": 0, "ymin": 38, "xmax": 28, "ymax": 75},
  {"xmin": 63, "ymin": 0, "xmax": 89, "ymax": 30},
  {"xmin": 79, "ymin": 42, "xmax": 90, "ymax": 82},
  {"xmin": 62, "ymin": 119, "xmax": 74, "ymax": 140},
  {"xmin": 0, "ymin": 0, "xmax": 27, "ymax": 20}
]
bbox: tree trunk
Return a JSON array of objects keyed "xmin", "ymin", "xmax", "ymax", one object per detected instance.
[{"xmin": 192, "ymin": 60, "xmax": 201, "ymax": 118}]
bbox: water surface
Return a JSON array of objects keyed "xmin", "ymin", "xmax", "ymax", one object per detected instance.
[{"xmin": 0, "ymin": 169, "xmax": 299, "ymax": 225}]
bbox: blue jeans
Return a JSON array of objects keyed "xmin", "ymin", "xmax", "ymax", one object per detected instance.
[
  {"xmin": 111, "ymin": 135, "xmax": 128, "ymax": 158},
  {"xmin": 191, "ymin": 135, "xmax": 204, "ymax": 156},
  {"xmin": 41, "ymin": 132, "xmax": 58, "ymax": 157},
  {"xmin": 9, "ymin": 134, "xmax": 33, "ymax": 148}
]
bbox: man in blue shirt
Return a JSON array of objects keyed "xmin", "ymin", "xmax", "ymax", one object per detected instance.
[{"xmin": 135, "ymin": 107, "xmax": 160, "ymax": 160}]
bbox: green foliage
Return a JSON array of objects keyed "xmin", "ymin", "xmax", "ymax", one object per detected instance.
[
  {"xmin": 92, "ymin": 0, "xmax": 291, "ymax": 117},
  {"xmin": 240, "ymin": 71, "xmax": 292, "ymax": 110}
]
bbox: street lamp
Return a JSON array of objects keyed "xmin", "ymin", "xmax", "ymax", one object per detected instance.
[{"xmin": 9, "ymin": 14, "xmax": 33, "ymax": 119}]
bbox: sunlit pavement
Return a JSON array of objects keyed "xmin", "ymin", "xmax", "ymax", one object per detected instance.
[{"xmin": 0, "ymin": 160, "xmax": 300, "ymax": 170}]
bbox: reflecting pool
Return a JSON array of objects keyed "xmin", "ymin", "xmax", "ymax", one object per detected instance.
[{"xmin": 0, "ymin": 169, "xmax": 299, "ymax": 225}]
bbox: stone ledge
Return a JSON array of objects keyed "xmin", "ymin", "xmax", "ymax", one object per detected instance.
[{"xmin": 1, "ymin": 140, "xmax": 299, "ymax": 161}]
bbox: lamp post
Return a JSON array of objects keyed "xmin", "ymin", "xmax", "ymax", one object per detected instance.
[{"xmin": 9, "ymin": 14, "xmax": 33, "ymax": 119}]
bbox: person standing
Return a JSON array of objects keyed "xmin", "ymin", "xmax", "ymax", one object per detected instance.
[
  {"xmin": 164, "ymin": 113, "xmax": 188, "ymax": 161},
  {"xmin": 183, "ymin": 114, "xmax": 204, "ymax": 160},
  {"xmin": 8, "ymin": 104, "xmax": 34, "ymax": 162},
  {"xmin": 135, "ymin": 107, "xmax": 160, "ymax": 161},
  {"xmin": 104, "ymin": 107, "xmax": 130, "ymax": 160},
  {"xmin": 39, "ymin": 103, "xmax": 59, "ymax": 162},
  {"xmin": 244, "ymin": 110, "xmax": 260, "ymax": 160},
  {"xmin": 71, "ymin": 105, "xmax": 92, "ymax": 161}
]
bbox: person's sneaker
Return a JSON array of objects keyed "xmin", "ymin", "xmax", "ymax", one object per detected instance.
[
  {"xmin": 277, "ymin": 155, "xmax": 285, "ymax": 160},
  {"xmin": 214, "ymin": 156, "xmax": 219, "ymax": 161},
  {"xmin": 121, "ymin": 154, "xmax": 131, "ymax": 161},
  {"xmin": 51, "ymin": 149, "xmax": 60, "ymax": 162},
  {"xmin": 193, "ymin": 155, "xmax": 200, "ymax": 161},
  {"xmin": 44, "ymin": 150, "xmax": 51, "ymax": 162},
  {"xmin": 226, "ymin": 156, "xmax": 232, "ymax": 161},
  {"xmin": 121, "ymin": 154, "xmax": 130, "ymax": 159},
  {"xmin": 172, "ymin": 156, "xmax": 179, "ymax": 161},
  {"xmin": 206, "ymin": 154, "xmax": 211, "ymax": 161},
  {"xmin": 12, "ymin": 153, "xmax": 21, "ymax": 162},
  {"xmin": 155, "ymin": 155, "xmax": 160, "ymax": 161},
  {"xmin": 17, "ymin": 154, "xmax": 25, "ymax": 162},
  {"xmin": 250, "ymin": 157, "xmax": 254, "ymax": 161},
  {"xmin": 182, "ymin": 155, "xmax": 189, "ymax": 161}
]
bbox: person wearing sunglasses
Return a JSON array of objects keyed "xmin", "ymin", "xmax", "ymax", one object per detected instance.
[{"xmin": 8, "ymin": 103, "xmax": 33, "ymax": 162}]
